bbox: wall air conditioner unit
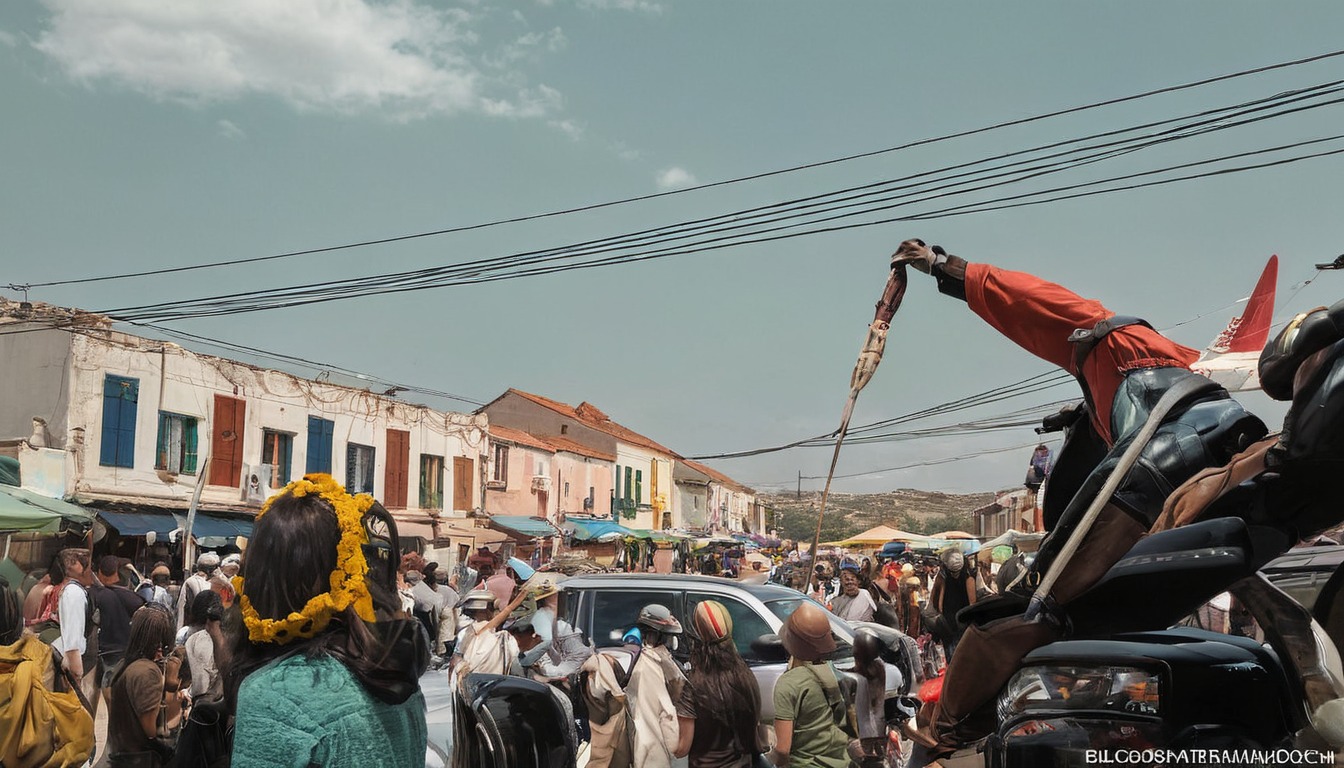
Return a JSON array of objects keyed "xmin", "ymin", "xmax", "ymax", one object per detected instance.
[
  {"xmin": 531, "ymin": 475, "xmax": 551, "ymax": 493},
  {"xmin": 241, "ymin": 464, "xmax": 272, "ymax": 504}
]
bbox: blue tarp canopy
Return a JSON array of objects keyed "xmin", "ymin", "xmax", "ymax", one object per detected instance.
[
  {"xmin": 184, "ymin": 513, "xmax": 254, "ymax": 541},
  {"xmin": 97, "ymin": 509, "xmax": 180, "ymax": 537},
  {"xmin": 0, "ymin": 486, "xmax": 94, "ymax": 533},
  {"xmin": 564, "ymin": 518, "xmax": 636, "ymax": 542},
  {"xmin": 488, "ymin": 515, "xmax": 560, "ymax": 539}
]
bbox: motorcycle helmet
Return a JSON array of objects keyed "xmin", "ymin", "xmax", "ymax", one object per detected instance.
[
  {"xmin": 636, "ymin": 604, "xmax": 683, "ymax": 635},
  {"xmin": 851, "ymin": 629, "xmax": 882, "ymax": 669}
]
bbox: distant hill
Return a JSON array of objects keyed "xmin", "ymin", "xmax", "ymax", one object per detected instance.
[{"xmin": 764, "ymin": 488, "xmax": 998, "ymax": 545}]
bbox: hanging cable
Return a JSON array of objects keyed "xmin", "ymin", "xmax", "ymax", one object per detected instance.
[{"xmin": 21, "ymin": 48, "xmax": 1344, "ymax": 289}]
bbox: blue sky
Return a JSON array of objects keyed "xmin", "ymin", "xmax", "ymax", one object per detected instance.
[{"xmin": 3, "ymin": 1, "xmax": 1344, "ymax": 495}]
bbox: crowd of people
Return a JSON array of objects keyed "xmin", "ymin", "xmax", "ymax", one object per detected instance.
[{"xmin": 4, "ymin": 231, "xmax": 1343, "ymax": 768}]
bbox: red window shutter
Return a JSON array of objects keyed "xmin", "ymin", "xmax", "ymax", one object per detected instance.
[
  {"xmin": 384, "ymin": 429, "xmax": 410, "ymax": 508},
  {"xmin": 209, "ymin": 395, "xmax": 246, "ymax": 486},
  {"xmin": 453, "ymin": 456, "xmax": 473, "ymax": 513}
]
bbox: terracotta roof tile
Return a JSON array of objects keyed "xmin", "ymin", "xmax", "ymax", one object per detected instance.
[
  {"xmin": 489, "ymin": 425, "xmax": 556, "ymax": 453},
  {"xmin": 677, "ymin": 458, "xmax": 754, "ymax": 495},
  {"xmin": 505, "ymin": 388, "xmax": 681, "ymax": 458},
  {"xmin": 544, "ymin": 435, "xmax": 616, "ymax": 462}
]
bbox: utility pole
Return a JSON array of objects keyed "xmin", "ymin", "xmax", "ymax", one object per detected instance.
[{"xmin": 797, "ymin": 470, "xmax": 801, "ymax": 499}]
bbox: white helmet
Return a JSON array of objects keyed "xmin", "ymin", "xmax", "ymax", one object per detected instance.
[{"xmin": 460, "ymin": 589, "xmax": 497, "ymax": 614}]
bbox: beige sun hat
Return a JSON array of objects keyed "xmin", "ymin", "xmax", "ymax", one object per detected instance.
[{"xmin": 779, "ymin": 602, "xmax": 836, "ymax": 662}]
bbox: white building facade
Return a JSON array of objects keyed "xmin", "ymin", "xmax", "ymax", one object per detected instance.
[{"xmin": 0, "ymin": 305, "xmax": 487, "ymax": 552}]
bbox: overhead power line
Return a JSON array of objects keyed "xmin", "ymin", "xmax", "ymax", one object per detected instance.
[
  {"xmin": 92, "ymin": 87, "xmax": 1344, "ymax": 322},
  {"xmin": 799, "ymin": 440, "xmax": 1052, "ymax": 481},
  {"xmin": 107, "ymin": 136, "xmax": 1344, "ymax": 323},
  {"xmin": 22, "ymin": 47, "xmax": 1344, "ymax": 290}
]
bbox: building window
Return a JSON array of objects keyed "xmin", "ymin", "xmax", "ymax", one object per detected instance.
[
  {"xmin": 262, "ymin": 430, "xmax": 293, "ymax": 488},
  {"xmin": 306, "ymin": 416, "xmax": 334, "ymax": 474},
  {"xmin": 155, "ymin": 412, "xmax": 198, "ymax": 474},
  {"xmin": 347, "ymin": 443, "xmax": 375, "ymax": 495},
  {"xmin": 100, "ymin": 375, "xmax": 139, "ymax": 468},
  {"xmin": 420, "ymin": 454, "xmax": 444, "ymax": 510},
  {"xmin": 492, "ymin": 444, "xmax": 509, "ymax": 484}
]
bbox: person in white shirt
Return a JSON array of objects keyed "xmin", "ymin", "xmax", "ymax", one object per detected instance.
[
  {"xmin": 177, "ymin": 552, "xmax": 219, "ymax": 629},
  {"xmin": 830, "ymin": 566, "xmax": 877, "ymax": 623},
  {"xmin": 452, "ymin": 588, "xmax": 528, "ymax": 683},
  {"xmin": 52, "ymin": 548, "xmax": 99, "ymax": 713},
  {"xmin": 432, "ymin": 568, "xmax": 459, "ymax": 656}
]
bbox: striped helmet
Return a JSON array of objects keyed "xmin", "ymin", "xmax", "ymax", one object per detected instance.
[{"xmin": 692, "ymin": 600, "xmax": 733, "ymax": 644}]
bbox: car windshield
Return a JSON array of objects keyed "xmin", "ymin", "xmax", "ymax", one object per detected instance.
[{"xmin": 765, "ymin": 597, "xmax": 854, "ymax": 661}]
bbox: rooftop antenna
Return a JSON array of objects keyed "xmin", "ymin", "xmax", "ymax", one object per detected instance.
[{"xmin": 6, "ymin": 283, "xmax": 32, "ymax": 314}]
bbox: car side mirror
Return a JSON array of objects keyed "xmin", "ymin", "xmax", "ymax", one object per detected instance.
[{"xmin": 751, "ymin": 633, "xmax": 789, "ymax": 663}]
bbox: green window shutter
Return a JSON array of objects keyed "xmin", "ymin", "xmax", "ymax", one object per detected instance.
[
  {"xmin": 280, "ymin": 434, "xmax": 292, "ymax": 485},
  {"xmin": 635, "ymin": 470, "xmax": 642, "ymax": 505},
  {"xmin": 155, "ymin": 412, "xmax": 169, "ymax": 470},
  {"xmin": 183, "ymin": 419, "xmax": 199, "ymax": 474}
]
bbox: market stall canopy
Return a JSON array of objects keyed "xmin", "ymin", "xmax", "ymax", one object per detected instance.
[
  {"xmin": 930, "ymin": 530, "xmax": 979, "ymax": 540},
  {"xmin": 629, "ymin": 529, "xmax": 687, "ymax": 544},
  {"xmin": 97, "ymin": 509, "xmax": 180, "ymax": 538},
  {"xmin": 0, "ymin": 456, "xmax": 19, "ymax": 487},
  {"xmin": 0, "ymin": 485, "xmax": 94, "ymax": 533},
  {"xmin": 488, "ymin": 515, "xmax": 560, "ymax": 540},
  {"xmin": 564, "ymin": 518, "xmax": 636, "ymax": 543},
  {"xmin": 827, "ymin": 524, "xmax": 936, "ymax": 547},
  {"xmin": 438, "ymin": 523, "xmax": 509, "ymax": 548},
  {"xmin": 182, "ymin": 513, "xmax": 254, "ymax": 542},
  {"xmin": 980, "ymin": 529, "xmax": 1046, "ymax": 552}
]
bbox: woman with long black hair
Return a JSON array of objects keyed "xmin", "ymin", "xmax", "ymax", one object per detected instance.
[
  {"xmin": 105, "ymin": 603, "xmax": 180, "ymax": 767},
  {"xmin": 225, "ymin": 474, "xmax": 428, "ymax": 768},
  {"xmin": 674, "ymin": 600, "xmax": 762, "ymax": 768}
]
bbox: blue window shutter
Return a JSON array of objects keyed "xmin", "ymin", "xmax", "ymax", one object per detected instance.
[
  {"xmin": 324, "ymin": 421, "xmax": 334, "ymax": 473},
  {"xmin": 307, "ymin": 417, "xmax": 322, "ymax": 474},
  {"xmin": 118, "ymin": 379, "xmax": 138, "ymax": 467},
  {"xmin": 100, "ymin": 378, "xmax": 121, "ymax": 466},
  {"xmin": 307, "ymin": 417, "xmax": 334, "ymax": 474},
  {"xmin": 101, "ymin": 375, "xmax": 138, "ymax": 468}
]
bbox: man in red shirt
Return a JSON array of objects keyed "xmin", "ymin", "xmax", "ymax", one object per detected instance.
[{"xmin": 890, "ymin": 239, "xmax": 1267, "ymax": 761}]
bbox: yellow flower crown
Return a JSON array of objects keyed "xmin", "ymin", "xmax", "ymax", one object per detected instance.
[{"xmin": 233, "ymin": 473, "xmax": 377, "ymax": 645}]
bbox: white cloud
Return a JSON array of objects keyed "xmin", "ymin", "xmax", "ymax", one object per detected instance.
[
  {"xmin": 611, "ymin": 142, "xmax": 641, "ymax": 162},
  {"xmin": 577, "ymin": 0, "xmax": 662, "ymax": 13},
  {"xmin": 656, "ymin": 166, "xmax": 696, "ymax": 190},
  {"xmin": 496, "ymin": 26, "xmax": 566, "ymax": 65},
  {"xmin": 549, "ymin": 118, "xmax": 584, "ymax": 141},
  {"xmin": 216, "ymin": 119, "xmax": 245, "ymax": 140},
  {"xmin": 0, "ymin": 30, "xmax": 17, "ymax": 48},
  {"xmin": 32, "ymin": 0, "xmax": 565, "ymax": 121}
]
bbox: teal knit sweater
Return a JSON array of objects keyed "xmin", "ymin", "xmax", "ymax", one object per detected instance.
[{"xmin": 232, "ymin": 654, "xmax": 427, "ymax": 768}]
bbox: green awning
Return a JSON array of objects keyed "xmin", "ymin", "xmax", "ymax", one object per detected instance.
[
  {"xmin": 487, "ymin": 515, "xmax": 560, "ymax": 539},
  {"xmin": 0, "ymin": 456, "xmax": 19, "ymax": 487},
  {"xmin": 0, "ymin": 486, "xmax": 94, "ymax": 533}
]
